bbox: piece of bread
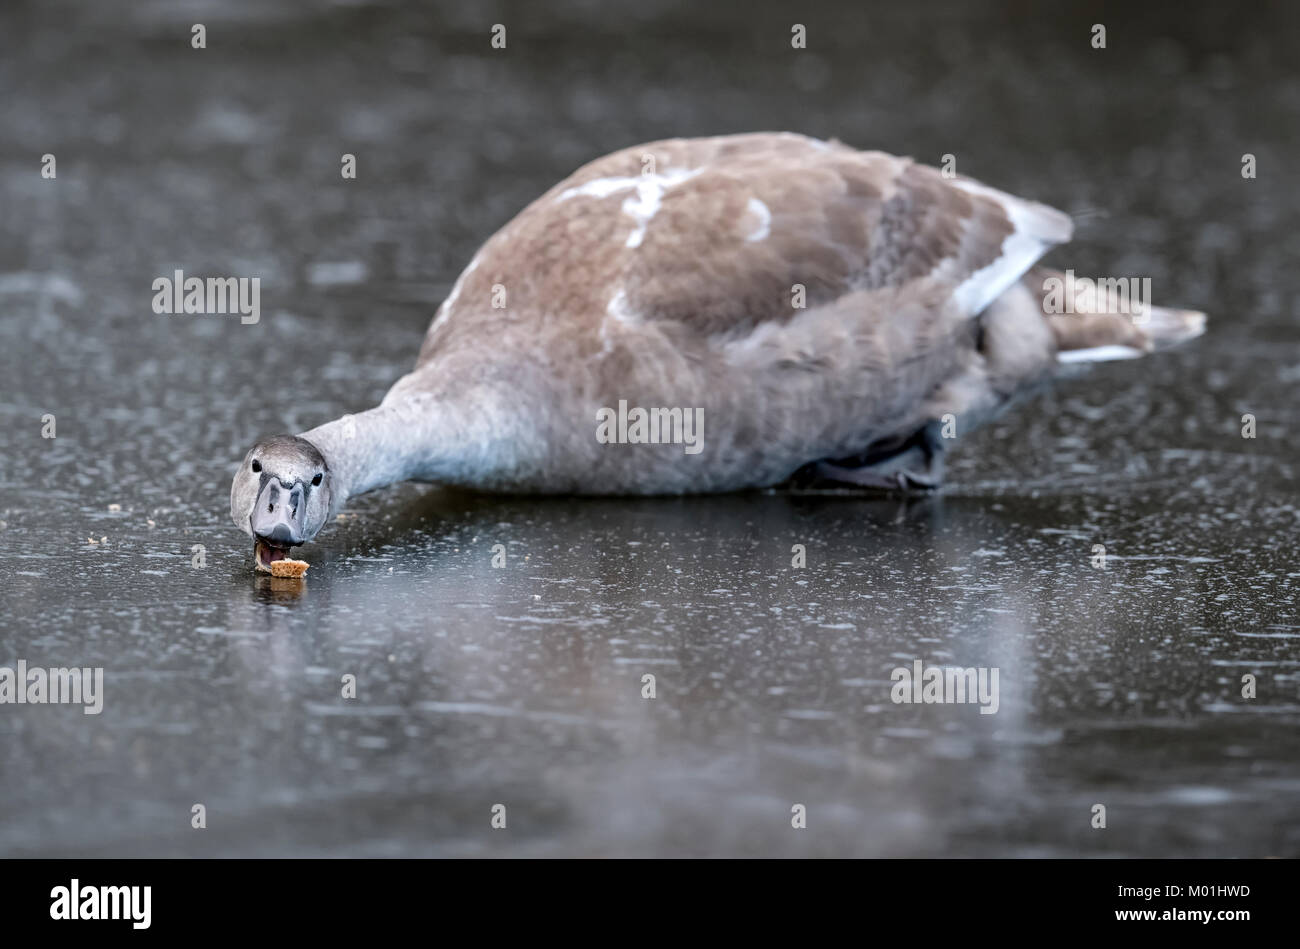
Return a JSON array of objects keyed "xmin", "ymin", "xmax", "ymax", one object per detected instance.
[{"xmin": 270, "ymin": 559, "xmax": 310, "ymax": 578}]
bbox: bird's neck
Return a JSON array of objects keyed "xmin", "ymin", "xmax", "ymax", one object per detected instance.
[{"xmin": 300, "ymin": 394, "xmax": 504, "ymax": 509}]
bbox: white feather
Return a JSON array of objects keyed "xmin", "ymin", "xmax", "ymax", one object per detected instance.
[
  {"xmin": 1056, "ymin": 345, "xmax": 1145, "ymax": 364},
  {"xmin": 949, "ymin": 179, "xmax": 1072, "ymax": 317},
  {"xmin": 558, "ymin": 170, "xmax": 700, "ymax": 249},
  {"xmin": 744, "ymin": 198, "xmax": 771, "ymax": 242}
]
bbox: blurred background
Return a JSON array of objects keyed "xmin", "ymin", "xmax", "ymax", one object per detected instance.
[{"xmin": 0, "ymin": 0, "xmax": 1297, "ymax": 856}]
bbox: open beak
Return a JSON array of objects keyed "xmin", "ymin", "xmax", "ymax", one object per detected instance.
[
  {"xmin": 253, "ymin": 537, "xmax": 296, "ymax": 573},
  {"xmin": 250, "ymin": 478, "xmax": 306, "ymax": 572}
]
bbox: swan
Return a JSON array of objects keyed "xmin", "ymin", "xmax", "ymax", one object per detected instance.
[{"xmin": 231, "ymin": 132, "xmax": 1205, "ymax": 572}]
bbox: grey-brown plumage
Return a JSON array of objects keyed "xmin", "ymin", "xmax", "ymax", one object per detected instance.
[{"xmin": 234, "ymin": 133, "xmax": 1207, "ymax": 549}]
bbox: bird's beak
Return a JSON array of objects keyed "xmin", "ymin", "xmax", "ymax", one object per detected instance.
[{"xmin": 250, "ymin": 478, "xmax": 307, "ymax": 547}]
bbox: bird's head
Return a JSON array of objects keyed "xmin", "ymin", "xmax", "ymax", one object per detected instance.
[{"xmin": 230, "ymin": 434, "xmax": 334, "ymax": 570}]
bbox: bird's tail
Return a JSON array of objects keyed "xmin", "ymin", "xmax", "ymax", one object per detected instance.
[{"xmin": 1025, "ymin": 267, "xmax": 1207, "ymax": 363}]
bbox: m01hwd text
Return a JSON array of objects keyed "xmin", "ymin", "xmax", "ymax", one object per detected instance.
[{"xmin": 1119, "ymin": 885, "xmax": 1251, "ymax": 899}]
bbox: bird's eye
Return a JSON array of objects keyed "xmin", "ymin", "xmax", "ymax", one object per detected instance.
[
  {"xmin": 252, "ymin": 460, "xmax": 262, "ymax": 473},
  {"xmin": 312, "ymin": 473, "xmax": 323, "ymax": 486}
]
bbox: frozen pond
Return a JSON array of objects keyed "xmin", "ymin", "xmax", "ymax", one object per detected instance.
[{"xmin": 1, "ymin": 0, "xmax": 1298, "ymax": 856}]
